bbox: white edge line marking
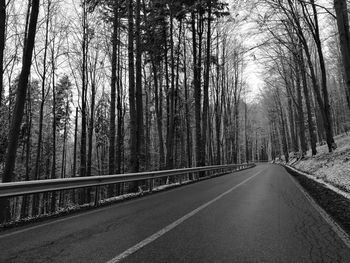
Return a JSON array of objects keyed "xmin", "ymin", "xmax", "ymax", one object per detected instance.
[
  {"xmin": 285, "ymin": 164, "xmax": 350, "ymax": 200},
  {"xmin": 286, "ymin": 169, "xmax": 350, "ymax": 249},
  {"xmin": 106, "ymin": 169, "xmax": 264, "ymax": 263},
  {"xmin": 0, "ymin": 166, "xmax": 254, "ymax": 239}
]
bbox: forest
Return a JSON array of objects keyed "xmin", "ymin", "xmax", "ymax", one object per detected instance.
[{"xmin": 0, "ymin": 0, "xmax": 350, "ymax": 224}]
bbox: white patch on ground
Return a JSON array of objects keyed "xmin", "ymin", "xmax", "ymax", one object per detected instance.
[{"xmin": 290, "ymin": 133, "xmax": 350, "ymax": 193}]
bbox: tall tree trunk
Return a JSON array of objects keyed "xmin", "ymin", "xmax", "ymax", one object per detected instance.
[
  {"xmin": 59, "ymin": 100, "xmax": 69, "ymax": 208},
  {"xmin": 245, "ymin": 100, "xmax": 249, "ymax": 163},
  {"xmin": 183, "ymin": 33, "xmax": 191, "ymax": 168},
  {"xmin": 232, "ymin": 57, "xmax": 240, "ymax": 164},
  {"xmin": 152, "ymin": 61, "xmax": 165, "ymax": 169},
  {"xmin": 21, "ymin": 86, "xmax": 32, "ymax": 218},
  {"xmin": 166, "ymin": 13, "xmax": 179, "ymax": 169},
  {"xmin": 73, "ymin": 107, "xmax": 78, "ymax": 177},
  {"xmin": 173, "ymin": 20, "xmax": 182, "ymax": 168},
  {"xmin": 71, "ymin": 107, "xmax": 78, "ymax": 204},
  {"xmin": 32, "ymin": 0, "xmax": 50, "ymax": 216},
  {"xmin": 61, "ymin": 103, "xmax": 69, "ymax": 180},
  {"xmin": 284, "ymin": 0, "xmax": 334, "ymax": 152},
  {"xmin": 0, "ymin": 0, "xmax": 40, "ymax": 223},
  {"xmin": 215, "ymin": 82, "xmax": 221, "ymax": 165},
  {"xmin": 234, "ymin": 98, "xmax": 239, "ymax": 163},
  {"xmin": 109, "ymin": 3, "xmax": 118, "ymax": 178},
  {"xmin": 116, "ymin": 11, "xmax": 123, "ymax": 174},
  {"xmin": 80, "ymin": 0, "xmax": 87, "ymax": 184},
  {"xmin": 295, "ymin": 60, "xmax": 307, "ymax": 156},
  {"xmin": 287, "ymin": 94, "xmax": 297, "ymax": 152},
  {"xmin": 166, "ymin": 12, "xmax": 182, "ymax": 169},
  {"xmin": 166, "ymin": 13, "xmax": 174, "ymax": 169},
  {"xmin": 221, "ymin": 35, "xmax": 227, "ymax": 164},
  {"xmin": 202, "ymin": 0, "xmax": 211, "ymax": 166},
  {"xmin": 276, "ymin": 90, "xmax": 289, "ymax": 163},
  {"xmin": 192, "ymin": 10, "xmax": 201, "ymax": 167},
  {"xmin": 310, "ymin": 0, "xmax": 336, "ymax": 151},
  {"xmin": 334, "ymin": 0, "xmax": 350, "ymax": 110},
  {"xmin": 215, "ymin": 32, "xmax": 221, "ymax": 165},
  {"xmin": 0, "ymin": 0, "xmax": 5, "ymax": 106},
  {"xmin": 87, "ymin": 80, "xmax": 95, "ymax": 201},
  {"xmin": 108, "ymin": 3, "xmax": 118, "ymax": 199},
  {"xmin": 135, "ymin": 0, "xmax": 143, "ymax": 172},
  {"xmin": 280, "ymin": 109, "xmax": 289, "ymax": 163},
  {"xmin": 51, "ymin": 47, "xmax": 57, "ymax": 213},
  {"xmin": 144, "ymin": 78, "xmax": 150, "ymax": 170},
  {"xmin": 128, "ymin": 0, "xmax": 137, "ymax": 173}
]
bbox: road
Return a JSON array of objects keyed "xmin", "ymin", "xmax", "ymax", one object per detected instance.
[{"xmin": 1, "ymin": 164, "xmax": 350, "ymax": 263}]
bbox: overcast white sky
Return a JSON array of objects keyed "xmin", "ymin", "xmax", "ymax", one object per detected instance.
[{"xmin": 227, "ymin": 0, "xmax": 265, "ymax": 102}]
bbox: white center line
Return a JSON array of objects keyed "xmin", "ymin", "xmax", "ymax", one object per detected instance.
[{"xmin": 106, "ymin": 169, "xmax": 265, "ymax": 263}]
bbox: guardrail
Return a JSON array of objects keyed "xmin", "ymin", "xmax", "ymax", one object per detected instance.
[{"xmin": 0, "ymin": 163, "xmax": 255, "ymax": 198}]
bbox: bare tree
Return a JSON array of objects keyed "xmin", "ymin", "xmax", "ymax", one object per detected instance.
[
  {"xmin": 334, "ymin": 0, "xmax": 350, "ymax": 110},
  {"xmin": 0, "ymin": 0, "xmax": 40, "ymax": 223},
  {"xmin": 0, "ymin": 0, "xmax": 5, "ymax": 107}
]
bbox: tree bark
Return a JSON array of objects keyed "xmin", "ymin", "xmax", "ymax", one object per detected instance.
[
  {"xmin": 116, "ymin": 11, "xmax": 123, "ymax": 174},
  {"xmin": 201, "ymin": 0, "xmax": 211, "ymax": 166},
  {"xmin": 152, "ymin": 61, "xmax": 165, "ymax": 169},
  {"xmin": 87, "ymin": 79, "xmax": 95, "ymax": 201},
  {"xmin": 33, "ymin": 0, "xmax": 50, "ymax": 216},
  {"xmin": 135, "ymin": 0, "xmax": 143, "ymax": 172},
  {"xmin": 21, "ymin": 86, "xmax": 32, "ymax": 218},
  {"xmin": 310, "ymin": 0, "xmax": 336, "ymax": 151},
  {"xmin": 73, "ymin": 107, "xmax": 78, "ymax": 177},
  {"xmin": 183, "ymin": 32, "xmax": 191, "ymax": 168},
  {"xmin": 72, "ymin": 107, "xmax": 78, "ymax": 204},
  {"xmin": 295, "ymin": 59, "xmax": 307, "ymax": 156},
  {"xmin": 334, "ymin": 0, "xmax": 350, "ymax": 110},
  {"xmin": 282, "ymin": 0, "xmax": 335, "ymax": 152},
  {"xmin": 108, "ymin": 3, "xmax": 118, "ymax": 198},
  {"xmin": 0, "ymin": 0, "xmax": 40, "ymax": 223},
  {"xmin": 0, "ymin": 0, "xmax": 5, "ymax": 106},
  {"xmin": 166, "ymin": 12, "xmax": 175, "ymax": 169},
  {"xmin": 192, "ymin": 10, "xmax": 201, "ymax": 167},
  {"xmin": 80, "ymin": 0, "xmax": 87, "ymax": 183},
  {"xmin": 128, "ymin": 0, "xmax": 137, "ymax": 173},
  {"xmin": 275, "ymin": 89, "xmax": 289, "ymax": 163},
  {"xmin": 51, "ymin": 46, "xmax": 57, "ymax": 213},
  {"xmin": 59, "ymin": 100, "xmax": 69, "ymax": 208},
  {"xmin": 109, "ymin": 3, "xmax": 118, "ymax": 177},
  {"xmin": 287, "ymin": 93, "xmax": 297, "ymax": 152}
]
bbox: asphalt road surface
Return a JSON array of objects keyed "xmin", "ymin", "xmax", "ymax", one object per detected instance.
[{"xmin": 1, "ymin": 164, "xmax": 350, "ymax": 263}]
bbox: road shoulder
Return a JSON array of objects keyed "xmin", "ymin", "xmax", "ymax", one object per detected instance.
[{"xmin": 282, "ymin": 164, "xmax": 350, "ymax": 243}]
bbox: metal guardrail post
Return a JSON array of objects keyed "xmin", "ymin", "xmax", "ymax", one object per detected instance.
[{"xmin": 149, "ymin": 178, "xmax": 153, "ymax": 193}]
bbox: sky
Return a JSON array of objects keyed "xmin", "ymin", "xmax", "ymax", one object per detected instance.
[
  {"xmin": 227, "ymin": 0, "xmax": 265, "ymax": 103},
  {"xmin": 245, "ymin": 63, "xmax": 264, "ymax": 102}
]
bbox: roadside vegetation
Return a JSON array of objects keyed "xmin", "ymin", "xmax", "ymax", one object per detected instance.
[{"xmin": 290, "ymin": 133, "xmax": 350, "ymax": 193}]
